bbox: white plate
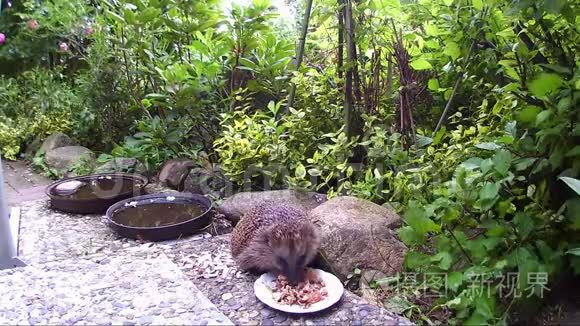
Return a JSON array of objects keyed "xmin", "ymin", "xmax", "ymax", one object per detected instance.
[{"xmin": 253, "ymin": 268, "xmax": 344, "ymax": 314}]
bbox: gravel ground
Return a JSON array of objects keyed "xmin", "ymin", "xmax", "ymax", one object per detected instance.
[
  {"xmin": 0, "ymin": 245, "xmax": 232, "ymax": 325},
  {"xmin": 11, "ymin": 198, "xmax": 414, "ymax": 325},
  {"xmin": 164, "ymin": 235, "xmax": 414, "ymax": 326},
  {"xmin": 17, "ymin": 199, "xmax": 230, "ymax": 265}
]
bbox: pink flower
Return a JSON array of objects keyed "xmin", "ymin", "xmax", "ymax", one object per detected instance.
[
  {"xmin": 27, "ymin": 20, "xmax": 39, "ymax": 30},
  {"xmin": 84, "ymin": 26, "xmax": 93, "ymax": 35},
  {"xmin": 0, "ymin": 33, "xmax": 5, "ymax": 45},
  {"xmin": 59, "ymin": 42, "xmax": 69, "ymax": 52}
]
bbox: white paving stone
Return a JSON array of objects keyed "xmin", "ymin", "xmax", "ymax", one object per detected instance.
[{"xmin": 0, "ymin": 245, "xmax": 232, "ymax": 325}]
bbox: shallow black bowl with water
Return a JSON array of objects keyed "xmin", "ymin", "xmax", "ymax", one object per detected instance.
[
  {"xmin": 46, "ymin": 173, "xmax": 149, "ymax": 214},
  {"xmin": 106, "ymin": 193, "xmax": 213, "ymax": 241}
]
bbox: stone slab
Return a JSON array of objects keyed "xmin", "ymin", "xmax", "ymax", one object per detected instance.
[
  {"xmin": 2, "ymin": 160, "xmax": 51, "ymax": 207},
  {"xmin": 0, "ymin": 246, "xmax": 232, "ymax": 325}
]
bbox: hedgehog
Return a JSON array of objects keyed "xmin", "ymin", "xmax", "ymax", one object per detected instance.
[{"xmin": 230, "ymin": 200, "xmax": 320, "ymax": 284}]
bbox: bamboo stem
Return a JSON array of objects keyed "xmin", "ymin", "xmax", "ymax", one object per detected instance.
[{"xmin": 286, "ymin": 0, "xmax": 314, "ymax": 110}]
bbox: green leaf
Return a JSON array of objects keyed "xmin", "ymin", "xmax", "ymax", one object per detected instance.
[
  {"xmin": 308, "ymin": 168, "xmax": 321, "ymax": 176},
  {"xmin": 480, "ymin": 182, "xmax": 499, "ymax": 200},
  {"xmin": 416, "ymin": 135, "xmax": 433, "ymax": 147},
  {"xmin": 475, "ymin": 142, "xmax": 500, "ymax": 150},
  {"xmin": 479, "ymin": 182, "xmax": 499, "ymax": 210},
  {"xmin": 139, "ymin": 7, "xmax": 161, "ymax": 23},
  {"xmin": 428, "ymin": 78, "xmax": 440, "ymax": 91},
  {"xmin": 535, "ymin": 110, "xmax": 552, "ymax": 126},
  {"xmin": 528, "ymin": 73, "xmax": 564, "ymax": 97},
  {"xmin": 492, "ymin": 149, "xmax": 512, "ymax": 176},
  {"xmin": 431, "ymin": 251, "xmax": 453, "ymax": 270},
  {"xmin": 447, "ymin": 272, "xmax": 463, "ymax": 292},
  {"xmin": 461, "ymin": 157, "xmax": 483, "ymax": 170},
  {"xmin": 565, "ymin": 146, "xmax": 580, "ymax": 157},
  {"xmin": 403, "ymin": 205, "xmax": 440, "ymax": 241},
  {"xmin": 560, "ymin": 176, "xmax": 580, "ymax": 196},
  {"xmin": 295, "ymin": 163, "xmax": 306, "ymax": 179},
  {"xmin": 410, "ymin": 59, "xmax": 433, "ymax": 70},
  {"xmin": 567, "ymin": 248, "xmax": 580, "ymax": 256},
  {"xmin": 514, "ymin": 212, "xmax": 534, "ymax": 239},
  {"xmin": 404, "ymin": 251, "xmax": 430, "ymax": 269},
  {"xmin": 517, "ymin": 106, "xmax": 541, "ymax": 124},
  {"xmin": 480, "ymin": 159, "xmax": 493, "ymax": 174},
  {"xmin": 472, "ymin": 0, "xmax": 483, "ymax": 10},
  {"xmin": 442, "ymin": 0, "xmax": 454, "ymax": 5},
  {"xmin": 424, "ymin": 23, "xmax": 439, "ymax": 36},
  {"xmin": 444, "ymin": 41, "xmax": 461, "ymax": 60},
  {"xmin": 398, "ymin": 226, "xmax": 421, "ymax": 245}
]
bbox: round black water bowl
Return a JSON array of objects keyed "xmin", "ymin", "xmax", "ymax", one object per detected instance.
[
  {"xmin": 46, "ymin": 173, "xmax": 149, "ymax": 214},
  {"xmin": 105, "ymin": 193, "xmax": 213, "ymax": 242}
]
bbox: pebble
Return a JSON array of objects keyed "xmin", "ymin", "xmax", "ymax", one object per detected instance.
[
  {"xmin": 359, "ymin": 309, "xmax": 369, "ymax": 318},
  {"xmin": 272, "ymin": 314, "xmax": 288, "ymax": 323},
  {"xmin": 261, "ymin": 308, "xmax": 273, "ymax": 317},
  {"xmin": 221, "ymin": 293, "xmax": 233, "ymax": 301},
  {"xmin": 227, "ymin": 302, "xmax": 242, "ymax": 311},
  {"xmin": 261, "ymin": 318, "xmax": 274, "ymax": 326}
]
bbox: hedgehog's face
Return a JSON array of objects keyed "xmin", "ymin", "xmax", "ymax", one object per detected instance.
[{"xmin": 267, "ymin": 222, "xmax": 320, "ymax": 284}]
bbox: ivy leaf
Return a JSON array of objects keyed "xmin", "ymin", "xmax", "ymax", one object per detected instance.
[
  {"xmin": 410, "ymin": 59, "xmax": 432, "ymax": 70},
  {"xmin": 479, "ymin": 182, "xmax": 500, "ymax": 210},
  {"xmin": 480, "ymin": 158, "xmax": 493, "ymax": 174},
  {"xmin": 492, "ymin": 149, "xmax": 512, "ymax": 176},
  {"xmin": 398, "ymin": 226, "xmax": 420, "ymax": 245},
  {"xmin": 559, "ymin": 176, "xmax": 580, "ymax": 196},
  {"xmin": 480, "ymin": 183, "xmax": 499, "ymax": 199},
  {"xmin": 444, "ymin": 41, "xmax": 461, "ymax": 60},
  {"xmin": 403, "ymin": 205, "xmax": 440, "ymax": 242},
  {"xmin": 431, "ymin": 251, "xmax": 453, "ymax": 270},
  {"xmin": 528, "ymin": 73, "xmax": 563, "ymax": 97},
  {"xmin": 404, "ymin": 251, "xmax": 431, "ymax": 269}
]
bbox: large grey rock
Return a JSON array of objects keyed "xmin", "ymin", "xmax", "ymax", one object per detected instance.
[
  {"xmin": 45, "ymin": 146, "xmax": 95, "ymax": 173},
  {"xmin": 95, "ymin": 158, "xmax": 143, "ymax": 173},
  {"xmin": 310, "ymin": 196, "xmax": 406, "ymax": 280},
  {"xmin": 37, "ymin": 133, "xmax": 75, "ymax": 156},
  {"xmin": 217, "ymin": 189, "xmax": 327, "ymax": 225},
  {"xmin": 158, "ymin": 158, "xmax": 195, "ymax": 190}
]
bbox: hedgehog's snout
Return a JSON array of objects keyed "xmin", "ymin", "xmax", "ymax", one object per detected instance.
[{"xmin": 275, "ymin": 253, "xmax": 308, "ymax": 284}]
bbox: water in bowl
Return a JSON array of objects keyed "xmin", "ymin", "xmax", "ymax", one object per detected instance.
[
  {"xmin": 112, "ymin": 202, "xmax": 205, "ymax": 227},
  {"xmin": 56, "ymin": 177, "xmax": 140, "ymax": 200}
]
